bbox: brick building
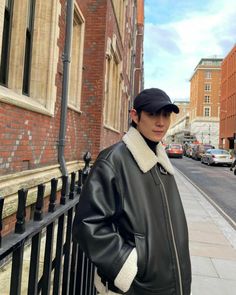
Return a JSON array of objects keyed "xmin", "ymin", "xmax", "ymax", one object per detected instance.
[
  {"xmin": 219, "ymin": 44, "xmax": 236, "ymax": 150},
  {"xmin": 189, "ymin": 58, "xmax": 223, "ymax": 148},
  {"xmin": 0, "ymin": 0, "xmax": 144, "ymax": 235}
]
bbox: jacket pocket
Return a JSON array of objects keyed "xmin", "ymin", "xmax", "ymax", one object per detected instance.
[{"xmin": 134, "ymin": 233, "xmax": 147, "ymax": 278}]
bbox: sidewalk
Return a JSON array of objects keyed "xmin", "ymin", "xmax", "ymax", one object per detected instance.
[{"xmin": 175, "ymin": 169, "xmax": 236, "ymax": 295}]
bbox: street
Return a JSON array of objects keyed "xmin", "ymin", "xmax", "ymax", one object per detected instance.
[{"xmin": 171, "ymin": 156, "xmax": 236, "ymax": 227}]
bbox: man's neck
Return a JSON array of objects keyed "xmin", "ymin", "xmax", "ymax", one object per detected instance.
[{"xmin": 140, "ymin": 132, "xmax": 159, "ymax": 154}]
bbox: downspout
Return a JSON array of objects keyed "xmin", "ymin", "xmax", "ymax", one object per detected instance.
[{"xmin": 58, "ymin": 0, "xmax": 74, "ymax": 176}]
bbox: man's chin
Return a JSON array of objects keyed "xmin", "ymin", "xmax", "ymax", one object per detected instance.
[{"xmin": 150, "ymin": 136, "xmax": 162, "ymax": 142}]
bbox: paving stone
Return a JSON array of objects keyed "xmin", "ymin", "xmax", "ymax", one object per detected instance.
[
  {"xmin": 212, "ymin": 258, "xmax": 236, "ymax": 280},
  {"xmin": 191, "ymin": 275, "xmax": 236, "ymax": 295},
  {"xmin": 191, "ymin": 256, "xmax": 218, "ymax": 277}
]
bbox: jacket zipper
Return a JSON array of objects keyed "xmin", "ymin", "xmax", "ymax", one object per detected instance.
[{"xmin": 155, "ymin": 168, "xmax": 183, "ymax": 295}]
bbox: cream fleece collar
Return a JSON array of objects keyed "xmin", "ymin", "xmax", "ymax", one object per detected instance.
[{"xmin": 122, "ymin": 127, "xmax": 174, "ymax": 175}]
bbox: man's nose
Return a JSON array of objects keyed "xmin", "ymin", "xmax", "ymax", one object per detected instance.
[{"xmin": 155, "ymin": 115, "xmax": 164, "ymax": 125}]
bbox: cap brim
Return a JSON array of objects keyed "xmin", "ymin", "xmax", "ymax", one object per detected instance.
[{"xmin": 141, "ymin": 102, "xmax": 179, "ymax": 114}]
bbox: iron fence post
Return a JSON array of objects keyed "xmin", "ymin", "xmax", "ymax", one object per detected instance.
[
  {"xmin": 15, "ymin": 188, "xmax": 28, "ymax": 234},
  {"xmin": 34, "ymin": 184, "xmax": 45, "ymax": 221}
]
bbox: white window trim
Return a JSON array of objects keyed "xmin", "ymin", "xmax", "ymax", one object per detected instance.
[
  {"xmin": 204, "ymin": 83, "xmax": 211, "ymax": 92},
  {"xmin": 204, "ymin": 95, "xmax": 210, "ymax": 104},
  {"xmin": 205, "ymin": 71, "xmax": 212, "ymax": 79},
  {"xmin": 68, "ymin": 2, "xmax": 85, "ymax": 113},
  {"xmin": 103, "ymin": 35, "xmax": 122, "ymax": 132},
  {"xmin": 204, "ymin": 106, "xmax": 211, "ymax": 117}
]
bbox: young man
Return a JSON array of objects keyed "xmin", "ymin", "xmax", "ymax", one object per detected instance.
[{"xmin": 73, "ymin": 88, "xmax": 192, "ymax": 295}]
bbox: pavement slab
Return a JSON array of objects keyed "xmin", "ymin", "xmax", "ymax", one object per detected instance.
[{"xmin": 175, "ymin": 169, "xmax": 236, "ymax": 294}]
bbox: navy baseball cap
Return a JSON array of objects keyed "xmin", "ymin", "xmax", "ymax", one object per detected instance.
[{"xmin": 133, "ymin": 88, "xmax": 179, "ymax": 114}]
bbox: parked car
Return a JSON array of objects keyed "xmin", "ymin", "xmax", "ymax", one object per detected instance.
[
  {"xmin": 201, "ymin": 149, "xmax": 233, "ymax": 166},
  {"xmin": 192, "ymin": 144, "xmax": 214, "ymax": 160},
  {"xmin": 165, "ymin": 143, "xmax": 183, "ymax": 158}
]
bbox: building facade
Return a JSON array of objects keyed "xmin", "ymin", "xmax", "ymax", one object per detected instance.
[
  {"xmin": 189, "ymin": 58, "xmax": 223, "ymax": 148},
  {"xmin": 166, "ymin": 101, "xmax": 197, "ymax": 144},
  {"xmin": 0, "ymin": 0, "xmax": 144, "ymax": 235},
  {"xmin": 219, "ymin": 44, "xmax": 236, "ymax": 150}
]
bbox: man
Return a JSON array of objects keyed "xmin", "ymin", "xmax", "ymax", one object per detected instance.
[{"xmin": 73, "ymin": 88, "xmax": 192, "ymax": 295}]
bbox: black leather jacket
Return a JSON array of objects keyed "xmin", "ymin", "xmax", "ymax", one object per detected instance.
[{"xmin": 73, "ymin": 131, "xmax": 191, "ymax": 295}]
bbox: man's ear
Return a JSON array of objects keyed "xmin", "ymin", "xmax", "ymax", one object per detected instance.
[{"xmin": 130, "ymin": 108, "xmax": 139, "ymax": 124}]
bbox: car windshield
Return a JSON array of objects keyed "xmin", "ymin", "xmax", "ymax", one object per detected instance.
[{"xmin": 212, "ymin": 149, "xmax": 229, "ymax": 155}]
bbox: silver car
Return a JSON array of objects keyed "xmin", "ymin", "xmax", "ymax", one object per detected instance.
[{"xmin": 201, "ymin": 149, "xmax": 233, "ymax": 166}]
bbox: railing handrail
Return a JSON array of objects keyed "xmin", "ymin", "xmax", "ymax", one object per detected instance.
[{"xmin": 0, "ymin": 195, "xmax": 79, "ymax": 261}]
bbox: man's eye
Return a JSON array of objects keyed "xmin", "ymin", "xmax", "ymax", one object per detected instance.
[{"xmin": 163, "ymin": 112, "xmax": 171, "ymax": 117}]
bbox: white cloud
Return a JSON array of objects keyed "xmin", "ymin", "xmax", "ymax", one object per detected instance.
[{"xmin": 144, "ymin": 1, "xmax": 236, "ymax": 101}]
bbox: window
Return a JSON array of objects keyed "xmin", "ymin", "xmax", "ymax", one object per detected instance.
[
  {"xmin": 204, "ymin": 95, "xmax": 210, "ymax": 103},
  {"xmin": 204, "ymin": 83, "xmax": 211, "ymax": 92},
  {"xmin": 22, "ymin": 0, "xmax": 35, "ymax": 95},
  {"xmin": 0, "ymin": 0, "xmax": 14, "ymax": 86},
  {"xmin": 0, "ymin": 0, "xmax": 61, "ymax": 115},
  {"xmin": 205, "ymin": 71, "xmax": 211, "ymax": 79},
  {"xmin": 126, "ymin": 42, "xmax": 132, "ymax": 77},
  {"xmin": 68, "ymin": 3, "xmax": 85, "ymax": 112},
  {"xmin": 104, "ymin": 35, "xmax": 122, "ymax": 131},
  {"xmin": 112, "ymin": 0, "xmax": 125, "ymax": 39},
  {"xmin": 202, "ymin": 60, "xmax": 213, "ymax": 66},
  {"xmin": 204, "ymin": 107, "xmax": 210, "ymax": 117},
  {"xmin": 123, "ymin": 95, "xmax": 129, "ymax": 132}
]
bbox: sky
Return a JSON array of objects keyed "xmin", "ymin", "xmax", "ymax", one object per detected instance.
[{"xmin": 144, "ymin": 0, "xmax": 236, "ymax": 101}]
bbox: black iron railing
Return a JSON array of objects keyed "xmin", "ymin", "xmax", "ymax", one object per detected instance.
[{"xmin": 0, "ymin": 153, "xmax": 96, "ymax": 295}]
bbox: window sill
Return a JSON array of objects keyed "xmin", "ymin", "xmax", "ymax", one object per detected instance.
[
  {"xmin": 104, "ymin": 124, "xmax": 120, "ymax": 134},
  {"xmin": 0, "ymin": 86, "xmax": 53, "ymax": 116},
  {"xmin": 68, "ymin": 103, "xmax": 82, "ymax": 114}
]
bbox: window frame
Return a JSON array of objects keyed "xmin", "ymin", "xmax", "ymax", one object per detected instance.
[
  {"xmin": 204, "ymin": 95, "xmax": 210, "ymax": 104},
  {"xmin": 204, "ymin": 83, "xmax": 211, "ymax": 92},
  {"xmin": 205, "ymin": 70, "xmax": 211, "ymax": 80},
  {"xmin": 68, "ymin": 3, "xmax": 85, "ymax": 113},
  {"xmin": 0, "ymin": 0, "xmax": 14, "ymax": 86},
  {"xmin": 204, "ymin": 106, "xmax": 210, "ymax": 117},
  {"xmin": 104, "ymin": 35, "xmax": 123, "ymax": 132},
  {"xmin": 22, "ymin": 0, "xmax": 36, "ymax": 95},
  {"xmin": 0, "ymin": 0, "xmax": 61, "ymax": 116}
]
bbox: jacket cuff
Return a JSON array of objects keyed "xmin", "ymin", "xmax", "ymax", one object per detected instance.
[{"xmin": 114, "ymin": 248, "xmax": 138, "ymax": 292}]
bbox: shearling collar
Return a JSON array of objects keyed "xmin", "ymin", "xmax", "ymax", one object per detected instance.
[{"xmin": 122, "ymin": 127, "xmax": 174, "ymax": 175}]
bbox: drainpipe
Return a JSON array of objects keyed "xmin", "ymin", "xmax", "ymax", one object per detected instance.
[{"xmin": 58, "ymin": 0, "xmax": 74, "ymax": 176}]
